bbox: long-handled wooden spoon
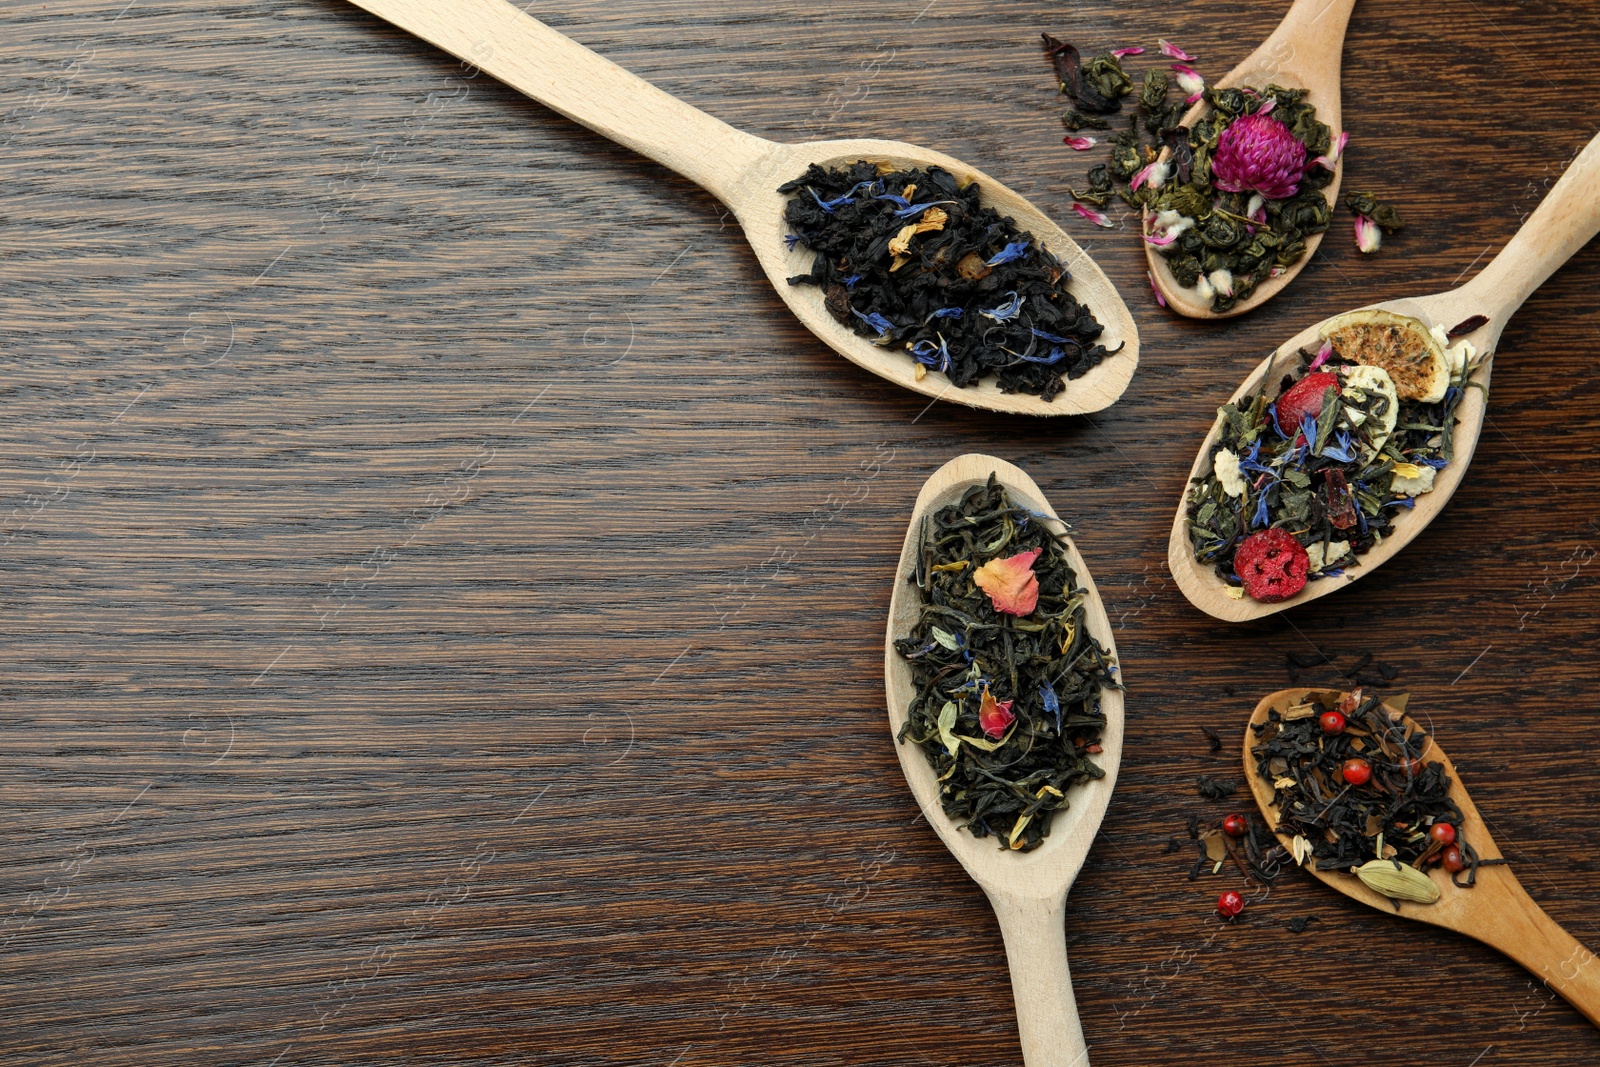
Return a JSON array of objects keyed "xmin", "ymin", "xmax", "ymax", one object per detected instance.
[
  {"xmin": 1169, "ymin": 129, "xmax": 1600, "ymax": 621},
  {"xmin": 885, "ymin": 454, "xmax": 1123, "ymax": 1067},
  {"xmin": 342, "ymin": 0, "xmax": 1139, "ymax": 416},
  {"xmin": 1245, "ymin": 688, "xmax": 1600, "ymax": 1026},
  {"xmin": 1145, "ymin": 0, "xmax": 1358, "ymax": 318}
]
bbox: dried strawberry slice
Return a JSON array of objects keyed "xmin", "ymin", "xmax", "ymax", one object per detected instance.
[
  {"xmin": 1233, "ymin": 528, "xmax": 1310, "ymax": 603},
  {"xmin": 1274, "ymin": 371, "xmax": 1341, "ymax": 437}
]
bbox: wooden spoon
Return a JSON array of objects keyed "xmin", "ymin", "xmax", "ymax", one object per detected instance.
[
  {"xmin": 343, "ymin": 0, "xmax": 1139, "ymax": 416},
  {"xmin": 885, "ymin": 454, "xmax": 1124, "ymax": 1067},
  {"xmin": 1245, "ymin": 688, "xmax": 1600, "ymax": 1027},
  {"xmin": 1145, "ymin": 0, "xmax": 1358, "ymax": 318},
  {"xmin": 1168, "ymin": 129, "xmax": 1600, "ymax": 621}
]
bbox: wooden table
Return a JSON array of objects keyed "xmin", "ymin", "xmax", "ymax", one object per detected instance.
[{"xmin": 4, "ymin": 1, "xmax": 1598, "ymax": 1064}]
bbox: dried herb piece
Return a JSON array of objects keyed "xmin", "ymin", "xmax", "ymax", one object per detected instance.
[
  {"xmin": 1201, "ymin": 725, "xmax": 1223, "ymax": 753},
  {"xmin": 780, "ymin": 161, "xmax": 1120, "ymax": 400},
  {"xmin": 1344, "ymin": 190, "xmax": 1405, "ymax": 233},
  {"xmin": 1286, "ymin": 915, "xmax": 1320, "ymax": 933},
  {"xmin": 1197, "ymin": 775, "xmax": 1239, "ymax": 800},
  {"xmin": 1062, "ymin": 108, "xmax": 1113, "ymax": 132},
  {"xmin": 1042, "ymin": 35, "xmax": 1128, "ymax": 114},
  {"xmin": 1448, "ymin": 314, "xmax": 1490, "ymax": 338},
  {"xmin": 894, "ymin": 476, "xmax": 1118, "ymax": 852}
]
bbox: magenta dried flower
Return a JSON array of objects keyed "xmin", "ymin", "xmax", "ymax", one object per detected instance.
[{"xmin": 1210, "ymin": 114, "xmax": 1307, "ymax": 201}]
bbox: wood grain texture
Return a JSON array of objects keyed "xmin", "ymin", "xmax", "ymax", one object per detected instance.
[{"xmin": 2, "ymin": 1, "xmax": 1599, "ymax": 1065}]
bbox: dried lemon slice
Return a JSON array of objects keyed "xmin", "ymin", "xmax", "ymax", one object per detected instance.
[{"xmin": 1319, "ymin": 310, "xmax": 1449, "ymax": 403}]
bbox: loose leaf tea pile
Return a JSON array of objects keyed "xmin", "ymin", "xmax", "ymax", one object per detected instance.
[
  {"xmin": 1251, "ymin": 691, "xmax": 1496, "ymax": 897},
  {"xmin": 1184, "ymin": 309, "xmax": 1482, "ymax": 602},
  {"xmin": 894, "ymin": 476, "xmax": 1118, "ymax": 851},
  {"xmin": 780, "ymin": 162, "xmax": 1118, "ymax": 400}
]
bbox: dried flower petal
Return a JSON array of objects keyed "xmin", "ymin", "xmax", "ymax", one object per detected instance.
[
  {"xmin": 978, "ymin": 685, "xmax": 1016, "ymax": 739},
  {"xmin": 973, "ymin": 548, "xmax": 1041, "ymax": 615},
  {"xmin": 1170, "ymin": 63, "xmax": 1205, "ymax": 102},
  {"xmin": 1130, "ymin": 159, "xmax": 1170, "ymax": 191},
  {"xmin": 1310, "ymin": 130, "xmax": 1349, "ymax": 171},
  {"xmin": 1062, "ymin": 134, "xmax": 1098, "ymax": 151},
  {"xmin": 1071, "ymin": 201, "xmax": 1115, "ymax": 228},
  {"xmin": 1111, "ymin": 46, "xmax": 1145, "ymax": 57},
  {"xmin": 1147, "ymin": 270, "xmax": 1167, "ymax": 308},
  {"xmin": 1354, "ymin": 214, "xmax": 1382, "ymax": 253},
  {"xmin": 1158, "ymin": 38, "xmax": 1196, "ymax": 61},
  {"xmin": 1309, "ymin": 339, "xmax": 1334, "ymax": 371}
]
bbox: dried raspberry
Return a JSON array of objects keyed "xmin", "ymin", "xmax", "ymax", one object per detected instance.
[
  {"xmin": 1234, "ymin": 528, "xmax": 1310, "ymax": 603},
  {"xmin": 1274, "ymin": 372, "xmax": 1341, "ymax": 437}
]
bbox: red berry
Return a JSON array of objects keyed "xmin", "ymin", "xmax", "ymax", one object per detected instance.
[
  {"xmin": 1341, "ymin": 758, "xmax": 1372, "ymax": 786},
  {"xmin": 1217, "ymin": 890, "xmax": 1244, "ymax": 918},
  {"xmin": 1402, "ymin": 754, "xmax": 1426, "ymax": 776},
  {"xmin": 1442, "ymin": 846, "xmax": 1465, "ymax": 873},
  {"xmin": 1234, "ymin": 528, "xmax": 1310, "ymax": 603},
  {"xmin": 1319, "ymin": 710, "xmax": 1346, "ymax": 734},
  {"xmin": 1429, "ymin": 822, "xmax": 1456, "ymax": 846},
  {"xmin": 1275, "ymin": 371, "xmax": 1341, "ymax": 437},
  {"xmin": 1222, "ymin": 814, "xmax": 1248, "ymax": 838}
]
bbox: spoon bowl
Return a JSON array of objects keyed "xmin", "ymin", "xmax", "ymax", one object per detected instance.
[
  {"xmin": 1169, "ymin": 130, "xmax": 1600, "ymax": 621},
  {"xmin": 345, "ymin": 0, "xmax": 1139, "ymax": 416},
  {"xmin": 886, "ymin": 454, "xmax": 1123, "ymax": 1066},
  {"xmin": 1245, "ymin": 688, "xmax": 1600, "ymax": 1026},
  {"xmin": 1145, "ymin": 0, "xmax": 1357, "ymax": 318}
]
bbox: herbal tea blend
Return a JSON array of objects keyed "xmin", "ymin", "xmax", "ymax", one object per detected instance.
[
  {"xmin": 780, "ymin": 162, "xmax": 1119, "ymax": 400},
  {"xmin": 1251, "ymin": 690, "xmax": 1496, "ymax": 901},
  {"xmin": 1138, "ymin": 84, "xmax": 1338, "ymax": 311},
  {"xmin": 1184, "ymin": 309, "xmax": 1482, "ymax": 603},
  {"xmin": 1044, "ymin": 38, "xmax": 1402, "ymax": 310},
  {"xmin": 892, "ymin": 476, "xmax": 1119, "ymax": 851}
]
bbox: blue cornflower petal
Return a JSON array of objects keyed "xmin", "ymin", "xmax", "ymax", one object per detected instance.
[
  {"xmin": 1385, "ymin": 497, "xmax": 1416, "ymax": 509},
  {"xmin": 1017, "ymin": 346, "xmax": 1070, "ymax": 366},
  {"xmin": 1029, "ymin": 326, "xmax": 1074, "ymax": 344},
  {"xmin": 1040, "ymin": 682, "xmax": 1062, "ymax": 733},
  {"xmin": 894, "ymin": 199, "xmax": 956, "ymax": 219},
  {"xmin": 842, "ymin": 274, "xmax": 863, "ymax": 289},
  {"xmin": 851, "ymin": 308, "xmax": 895, "ymax": 336},
  {"xmin": 1266, "ymin": 403, "xmax": 1286, "ymax": 437},
  {"xmin": 909, "ymin": 337, "xmax": 951, "ymax": 371},
  {"xmin": 874, "ymin": 193, "xmax": 911, "ymax": 209},
  {"xmin": 1321, "ymin": 568, "xmax": 1345, "ymax": 577},
  {"xmin": 929, "ymin": 307, "xmax": 964, "ymax": 320},
  {"xmin": 1419, "ymin": 457, "xmax": 1450, "ymax": 469},
  {"xmin": 980, "ymin": 291, "xmax": 1024, "ymax": 322},
  {"xmin": 784, "ymin": 233, "xmax": 802, "ymax": 250},
  {"xmin": 809, "ymin": 179, "xmax": 880, "ymax": 213},
  {"xmin": 987, "ymin": 240, "xmax": 1030, "ymax": 266},
  {"xmin": 1252, "ymin": 491, "xmax": 1271, "ymax": 528}
]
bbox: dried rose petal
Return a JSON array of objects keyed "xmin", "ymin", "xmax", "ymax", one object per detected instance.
[
  {"xmin": 1111, "ymin": 46, "xmax": 1145, "ymax": 58},
  {"xmin": 1309, "ymin": 339, "xmax": 1334, "ymax": 371},
  {"xmin": 978, "ymin": 686, "xmax": 1016, "ymax": 739},
  {"xmin": 1071, "ymin": 201, "xmax": 1115, "ymax": 228},
  {"xmin": 1158, "ymin": 38, "xmax": 1196, "ymax": 61},
  {"xmin": 1170, "ymin": 63, "xmax": 1205, "ymax": 103},
  {"xmin": 973, "ymin": 548, "xmax": 1041, "ymax": 616},
  {"xmin": 1311, "ymin": 130, "xmax": 1349, "ymax": 172},
  {"xmin": 1130, "ymin": 159, "xmax": 1170, "ymax": 191},
  {"xmin": 1062, "ymin": 135, "xmax": 1098, "ymax": 151}
]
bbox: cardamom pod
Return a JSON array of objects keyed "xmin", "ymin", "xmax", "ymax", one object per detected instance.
[{"xmin": 1354, "ymin": 859, "xmax": 1440, "ymax": 904}]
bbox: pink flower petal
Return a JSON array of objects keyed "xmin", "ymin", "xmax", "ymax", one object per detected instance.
[
  {"xmin": 1071, "ymin": 202, "xmax": 1115, "ymax": 228},
  {"xmin": 1062, "ymin": 135, "xmax": 1098, "ymax": 151},
  {"xmin": 1143, "ymin": 231, "xmax": 1178, "ymax": 247},
  {"xmin": 1112, "ymin": 46, "xmax": 1145, "ymax": 57},
  {"xmin": 1257, "ymin": 98, "xmax": 1276, "ymax": 116},
  {"xmin": 973, "ymin": 548, "xmax": 1041, "ymax": 616},
  {"xmin": 1310, "ymin": 130, "xmax": 1349, "ymax": 171},
  {"xmin": 1158, "ymin": 39, "xmax": 1196, "ymax": 61},
  {"xmin": 1309, "ymin": 340, "xmax": 1334, "ymax": 371},
  {"xmin": 1148, "ymin": 271, "xmax": 1167, "ymax": 308}
]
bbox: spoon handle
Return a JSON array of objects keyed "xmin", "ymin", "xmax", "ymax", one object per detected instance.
[
  {"xmin": 1473, "ymin": 875, "xmax": 1600, "ymax": 1027},
  {"xmin": 344, "ymin": 0, "xmax": 772, "ymax": 200},
  {"xmin": 1458, "ymin": 130, "xmax": 1600, "ymax": 329},
  {"xmin": 988, "ymin": 893, "xmax": 1091, "ymax": 1067}
]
